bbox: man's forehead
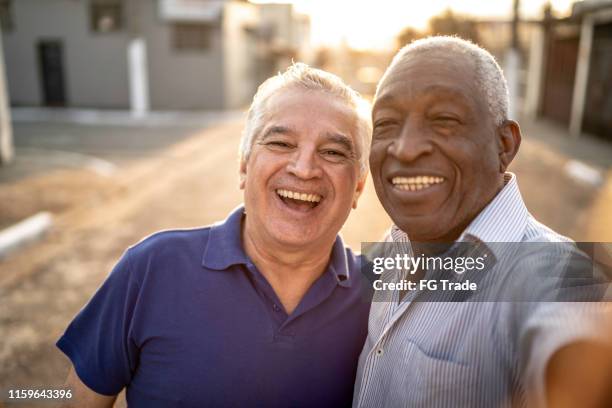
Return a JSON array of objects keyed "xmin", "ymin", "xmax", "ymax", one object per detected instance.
[
  {"xmin": 375, "ymin": 84, "xmax": 474, "ymax": 106},
  {"xmin": 375, "ymin": 53, "xmax": 480, "ymax": 109},
  {"xmin": 398, "ymin": 48, "xmax": 475, "ymax": 71},
  {"xmin": 262, "ymin": 92, "xmax": 359, "ymax": 134}
]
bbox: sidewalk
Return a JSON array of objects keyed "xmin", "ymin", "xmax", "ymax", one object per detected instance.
[
  {"xmin": 518, "ymin": 116, "xmax": 612, "ymax": 241},
  {"xmin": 11, "ymin": 107, "xmax": 245, "ymax": 127},
  {"xmin": 520, "ymin": 117, "xmax": 612, "ymax": 170}
]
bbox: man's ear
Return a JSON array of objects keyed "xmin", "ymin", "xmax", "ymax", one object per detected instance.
[
  {"xmin": 352, "ymin": 173, "xmax": 367, "ymax": 209},
  {"xmin": 239, "ymin": 160, "xmax": 247, "ymax": 190},
  {"xmin": 497, "ymin": 120, "xmax": 522, "ymax": 173}
]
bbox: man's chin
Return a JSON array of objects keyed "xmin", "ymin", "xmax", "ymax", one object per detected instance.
[
  {"xmin": 393, "ymin": 215, "xmax": 448, "ymax": 241},
  {"xmin": 274, "ymin": 233, "xmax": 320, "ymax": 249},
  {"xmin": 267, "ymin": 221, "xmax": 322, "ymax": 246}
]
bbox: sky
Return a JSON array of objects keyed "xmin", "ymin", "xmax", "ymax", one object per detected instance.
[{"xmin": 250, "ymin": 0, "xmax": 577, "ymax": 50}]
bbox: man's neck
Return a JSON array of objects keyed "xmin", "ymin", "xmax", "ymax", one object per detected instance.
[{"xmin": 242, "ymin": 219, "xmax": 334, "ymax": 315}]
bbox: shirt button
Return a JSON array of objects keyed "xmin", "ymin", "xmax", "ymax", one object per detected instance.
[
  {"xmin": 376, "ymin": 348, "xmax": 384, "ymax": 356},
  {"xmin": 272, "ymin": 304, "xmax": 281, "ymax": 312}
]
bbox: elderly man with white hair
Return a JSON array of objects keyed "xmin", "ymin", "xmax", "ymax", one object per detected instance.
[
  {"xmin": 353, "ymin": 36, "xmax": 612, "ymax": 408},
  {"xmin": 57, "ymin": 63, "xmax": 373, "ymax": 407}
]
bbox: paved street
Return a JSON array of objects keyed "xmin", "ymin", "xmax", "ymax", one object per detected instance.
[{"xmin": 0, "ymin": 114, "xmax": 610, "ymax": 407}]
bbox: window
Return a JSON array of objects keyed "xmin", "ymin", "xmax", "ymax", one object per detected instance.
[
  {"xmin": 90, "ymin": 0, "xmax": 123, "ymax": 33},
  {"xmin": 0, "ymin": 0, "xmax": 13, "ymax": 32},
  {"xmin": 173, "ymin": 23, "xmax": 212, "ymax": 51}
]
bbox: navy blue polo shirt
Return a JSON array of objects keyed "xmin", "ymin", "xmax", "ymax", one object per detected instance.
[{"xmin": 57, "ymin": 206, "xmax": 371, "ymax": 407}]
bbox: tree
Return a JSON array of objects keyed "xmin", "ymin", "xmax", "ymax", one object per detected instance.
[
  {"xmin": 428, "ymin": 9, "xmax": 480, "ymax": 43},
  {"xmin": 397, "ymin": 26, "xmax": 421, "ymax": 48}
]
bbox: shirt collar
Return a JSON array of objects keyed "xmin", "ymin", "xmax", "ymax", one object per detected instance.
[
  {"xmin": 390, "ymin": 173, "xmax": 529, "ymax": 259},
  {"xmin": 202, "ymin": 205, "xmax": 250, "ymax": 270},
  {"xmin": 328, "ymin": 234, "xmax": 352, "ymax": 287},
  {"xmin": 458, "ymin": 173, "xmax": 528, "ymax": 245},
  {"xmin": 202, "ymin": 205, "xmax": 351, "ymax": 287}
]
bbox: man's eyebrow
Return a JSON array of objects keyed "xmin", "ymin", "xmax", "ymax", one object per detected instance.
[
  {"xmin": 260, "ymin": 125, "xmax": 293, "ymax": 141},
  {"xmin": 325, "ymin": 133, "xmax": 355, "ymax": 153}
]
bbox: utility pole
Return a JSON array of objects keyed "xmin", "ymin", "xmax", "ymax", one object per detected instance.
[
  {"xmin": 0, "ymin": 25, "xmax": 14, "ymax": 166},
  {"xmin": 511, "ymin": 0, "xmax": 519, "ymax": 50},
  {"xmin": 505, "ymin": 0, "xmax": 521, "ymax": 120},
  {"xmin": 127, "ymin": 0, "xmax": 149, "ymax": 117}
]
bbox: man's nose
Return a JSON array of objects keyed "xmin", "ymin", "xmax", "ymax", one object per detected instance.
[
  {"xmin": 286, "ymin": 148, "xmax": 323, "ymax": 179},
  {"xmin": 388, "ymin": 118, "xmax": 434, "ymax": 162}
]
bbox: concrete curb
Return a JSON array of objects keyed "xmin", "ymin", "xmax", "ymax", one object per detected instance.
[
  {"xmin": 0, "ymin": 212, "xmax": 53, "ymax": 258},
  {"xmin": 11, "ymin": 107, "xmax": 246, "ymax": 127}
]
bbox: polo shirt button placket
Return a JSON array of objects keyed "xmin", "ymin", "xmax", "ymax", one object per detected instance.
[{"xmin": 375, "ymin": 348, "xmax": 384, "ymax": 357}]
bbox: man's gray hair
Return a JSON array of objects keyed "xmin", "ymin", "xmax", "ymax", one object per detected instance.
[
  {"xmin": 240, "ymin": 63, "xmax": 372, "ymax": 175},
  {"xmin": 376, "ymin": 36, "xmax": 509, "ymax": 125}
]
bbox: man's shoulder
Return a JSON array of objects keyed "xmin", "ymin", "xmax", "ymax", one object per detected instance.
[
  {"xmin": 508, "ymin": 214, "xmax": 585, "ymax": 268},
  {"xmin": 127, "ymin": 225, "xmax": 213, "ymax": 263},
  {"xmin": 523, "ymin": 214, "xmax": 574, "ymax": 244},
  {"xmin": 517, "ymin": 214, "xmax": 585, "ymax": 261},
  {"xmin": 496, "ymin": 214, "xmax": 605, "ymax": 302},
  {"xmin": 110, "ymin": 225, "xmax": 218, "ymax": 289}
]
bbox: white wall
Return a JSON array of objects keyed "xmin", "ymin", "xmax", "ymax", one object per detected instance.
[
  {"xmin": 3, "ymin": 0, "xmax": 131, "ymax": 108},
  {"xmin": 222, "ymin": 2, "xmax": 259, "ymax": 109},
  {"xmin": 3, "ymin": 0, "xmax": 257, "ymax": 110},
  {"xmin": 142, "ymin": 0, "xmax": 225, "ymax": 110}
]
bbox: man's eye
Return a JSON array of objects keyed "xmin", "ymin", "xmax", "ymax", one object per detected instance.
[
  {"xmin": 373, "ymin": 120, "xmax": 398, "ymax": 139},
  {"xmin": 432, "ymin": 116, "xmax": 460, "ymax": 125},
  {"xmin": 321, "ymin": 149, "xmax": 348, "ymax": 162},
  {"xmin": 323, "ymin": 150, "xmax": 346, "ymax": 157},
  {"xmin": 374, "ymin": 119, "xmax": 396, "ymax": 129},
  {"xmin": 266, "ymin": 141, "xmax": 293, "ymax": 149}
]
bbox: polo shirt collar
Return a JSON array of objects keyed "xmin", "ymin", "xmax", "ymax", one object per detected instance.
[
  {"xmin": 202, "ymin": 205, "xmax": 351, "ymax": 287},
  {"xmin": 202, "ymin": 205, "xmax": 250, "ymax": 270},
  {"xmin": 328, "ymin": 235, "xmax": 352, "ymax": 287}
]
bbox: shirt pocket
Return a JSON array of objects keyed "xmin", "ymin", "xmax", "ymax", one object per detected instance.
[{"xmin": 391, "ymin": 341, "xmax": 479, "ymax": 407}]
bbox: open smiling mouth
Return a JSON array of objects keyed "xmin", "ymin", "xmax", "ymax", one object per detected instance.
[
  {"xmin": 276, "ymin": 189, "xmax": 322, "ymax": 212},
  {"xmin": 391, "ymin": 176, "xmax": 445, "ymax": 192}
]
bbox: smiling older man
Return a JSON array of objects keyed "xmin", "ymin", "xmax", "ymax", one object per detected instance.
[
  {"xmin": 57, "ymin": 63, "xmax": 372, "ymax": 407},
  {"xmin": 354, "ymin": 36, "xmax": 611, "ymax": 408}
]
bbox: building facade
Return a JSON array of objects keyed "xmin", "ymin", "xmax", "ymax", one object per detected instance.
[
  {"xmin": 525, "ymin": 0, "xmax": 612, "ymax": 140},
  {"xmin": 1, "ymin": 0, "xmax": 309, "ymax": 111}
]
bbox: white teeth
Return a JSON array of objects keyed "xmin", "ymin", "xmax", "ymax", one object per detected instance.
[
  {"xmin": 391, "ymin": 176, "xmax": 444, "ymax": 191},
  {"xmin": 276, "ymin": 189, "xmax": 322, "ymax": 203}
]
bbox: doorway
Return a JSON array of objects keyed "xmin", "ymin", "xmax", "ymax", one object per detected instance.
[{"xmin": 38, "ymin": 40, "xmax": 66, "ymax": 106}]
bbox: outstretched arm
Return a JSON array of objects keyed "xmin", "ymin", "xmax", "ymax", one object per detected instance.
[{"xmin": 546, "ymin": 341, "xmax": 612, "ymax": 408}]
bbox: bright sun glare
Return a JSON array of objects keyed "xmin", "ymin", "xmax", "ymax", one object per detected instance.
[{"xmin": 250, "ymin": 0, "xmax": 576, "ymax": 50}]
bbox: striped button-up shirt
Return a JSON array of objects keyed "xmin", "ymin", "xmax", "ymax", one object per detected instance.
[{"xmin": 353, "ymin": 173, "xmax": 610, "ymax": 408}]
